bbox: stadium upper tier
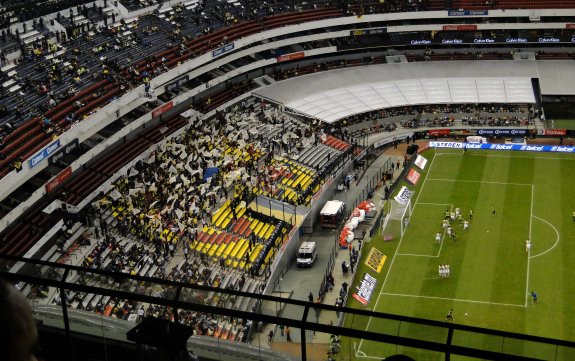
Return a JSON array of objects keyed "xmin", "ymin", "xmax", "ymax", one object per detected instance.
[{"xmin": 0, "ymin": 0, "xmax": 571, "ymax": 235}]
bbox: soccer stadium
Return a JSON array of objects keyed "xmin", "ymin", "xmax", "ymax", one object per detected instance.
[{"xmin": 1, "ymin": 0, "xmax": 575, "ymax": 360}]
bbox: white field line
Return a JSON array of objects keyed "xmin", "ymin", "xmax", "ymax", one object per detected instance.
[
  {"xmin": 525, "ymin": 185, "xmax": 533, "ymax": 306},
  {"xmin": 530, "ymin": 215, "xmax": 560, "ymax": 259},
  {"xmin": 357, "ymin": 151, "xmax": 438, "ymax": 356},
  {"xmin": 380, "ymin": 292, "xmax": 526, "ymax": 308},
  {"xmin": 395, "ymin": 203, "xmax": 452, "ymax": 258},
  {"xmin": 426, "ymin": 178, "xmax": 533, "ymax": 187}
]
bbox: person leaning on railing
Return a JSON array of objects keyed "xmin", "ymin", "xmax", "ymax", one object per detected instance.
[{"xmin": 0, "ymin": 278, "xmax": 39, "ymax": 361}]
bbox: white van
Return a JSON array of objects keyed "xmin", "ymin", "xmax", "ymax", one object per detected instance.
[
  {"xmin": 296, "ymin": 241, "xmax": 317, "ymax": 267},
  {"xmin": 319, "ymin": 200, "xmax": 346, "ymax": 228}
]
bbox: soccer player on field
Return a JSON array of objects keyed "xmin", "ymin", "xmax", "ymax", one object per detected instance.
[
  {"xmin": 463, "ymin": 220, "xmax": 469, "ymax": 230},
  {"xmin": 491, "ymin": 205, "xmax": 497, "ymax": 215},
  {"xmin": 455, "ymin": 207, "xmax": 461, "ymax": 218},
  {"xmin": 526, "ymin": 239, "xmax": 531, "ymax": 253},
  {"xmin": 531, "ymin": 291, "xmax": 538, "ymax": 304},
  {"xmin": 435, "ymin": 232, "xmax": 441, "ymax": 244},
  {"xmin": 445, "ymin": 309, "xmax": 454, "ymax": 322},
  {"xmin": 469, "ymin": 209, "xmax": 473, "ymax": 220}
]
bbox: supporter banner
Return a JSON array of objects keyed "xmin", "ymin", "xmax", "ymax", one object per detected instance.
[
  {"xmin": 45, "ymin": 166, "xmax": 72, "ymax": 193},
  {"xmin": 537, "ymin": 129, "xmax": 567, "ymax": 136},
  {"xmin": 365, "ymin": 247, "xmax": 387, "ymax": 273},
  {"xmin": 442, "ymin": 25, "xmax": 477, "ymax": 31},
  {"xmin": 49, "ymin": 138, "xmax": 79, "ymax": 165},
  {"xmin": 165, "ymin": 75, "xmax": 190, "ymax": 93},
  {"xmin": 406, "ymin": 168, "xmax": 421, "ymax": 185},
  {"xmin": 448, "ymin": 10, "xmax": 488, "ymax": 16},
  {"xmin": 352, "ymin": 273, "xmax": 377, "ymax": 305},
  {"xmin": 352, "ymin": 27, "xmax": 387, "ymax": 36},
  {"xmin": 152, "ymin": 101, "xmax": 173, "ymax": 118},
  {"xmin": 430, "ymin": 142, "xmax": 575, "ymax": 153},
  {"xmin": 29, "ymin": 139, "xmax": 61, "ymax": 169},
  {"xmin": 277, "ymin": 52, "xmax": 305, "ymax": 62},
  {"xmin": 414, "ymin": 154, "xmax": 428, "ymax": 170},
  {"xmin": 476, "ymin": 129, "xmax": 528, "ymax": 136},
  {"xmin": 428, "ymin": 129, "xmax": 451, "ymax": 137},
  {"xmin": 394, "ymin": 186, "xmax": 414, "ymax": 205},
  {"xmin": 212, "ymin": 42, "xmax": 235, "ymax": 58}
]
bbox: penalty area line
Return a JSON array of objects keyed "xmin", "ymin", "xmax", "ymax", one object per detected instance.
[{"xmin": 380, "ymin": 292, "xmax": 526, "ymax": 308}]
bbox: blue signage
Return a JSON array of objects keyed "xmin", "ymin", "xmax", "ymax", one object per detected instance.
[
  {"xmin": 211, "ymin": 43, "xmax": 235, "ymax": 58},
  {"xmin": 448, "ymin": 10, "xmax": 488, "ymax": 16},
  {"xmin": 29, "ymin": 139, "xmax": 61, "ymax": 168},
  {"xmin": 429, "ymin": 142, "xmax": 575, "ymax": 153},
  {"xmin": 476, "ymin": 129, "xmax": 528, "ymax": 136}
]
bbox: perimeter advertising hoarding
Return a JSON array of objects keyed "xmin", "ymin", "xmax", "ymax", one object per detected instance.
[
  {"xmin": 49, "ymin": 138, "xmax": 79, "ymax": 165},
  {"xmin": 448, "ymin": 10, "xmax": 489, "ymax": 16},
  {"xmin": 475, "ymin": 129, "xmax": 528, "ymax": 136},
  {"xmin": 352, "ymin": 273, "xmax": 378, "ymax": 305},
  {"xmin": 429, "ymin": 142, "xmax": 575, "ymax": 153},
  {"xmin": 414, "ymin": 154, "xmax": 428, "ymax": 170},
  {"xmin": 365, "ymin": 248, "xmax": 387, "ymax": 273},
  {"xmin": 352, "ymin": 27, "xmax": 387, "ymax": 36},
  {"xmin": 394, "ymin": 186, "xmax": 414, "ymax": 205},
  {"xmin": 406, "ymin": 168, "xmax": 421, "ymax": 185},
  {"xmin": 152, "ymin": 101, "xmax": 173, "ymax": 118},
  {"xmin": 211, "ymin": 42, "xmax": 235, "ymax": 58},
  {"xmin": 537, "ymin": 129, "xmax": 567, "ymax": 136},
  {"xmin": 165, "ymin": 75, "xmax": 189, "ymax": 93},
  {"xmin": 277, "ymin": 52, "xmax": 305, "ymax": 62},
  {"xmin": 428, "ymin": 129, "xmax": 451, "ymax": 137},
  {"xmin": 442, "ymin": 25, "xmax": 478, "ymax": 31},
  {"xmin": 45, "ymin": 166, "xmax": 72, "ymax": 193},
  {"xmin": 29, "ymin": 139, "xmax": 61, "ymax": 169}
]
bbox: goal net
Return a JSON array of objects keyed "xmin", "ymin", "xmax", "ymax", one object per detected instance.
[{"xmin": 381, "ymin": 188, "xmax": 414, "ymax": 239}]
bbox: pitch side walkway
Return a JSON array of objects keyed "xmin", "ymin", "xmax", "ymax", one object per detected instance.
[{"xmin": 252, "ymin": 143, "xmax": 412, "ymax": 359}]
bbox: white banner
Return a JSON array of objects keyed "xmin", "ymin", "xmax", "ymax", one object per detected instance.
[
  {"xmin": 394, "ymin": 186, "xmax": 414, "ymax": 205},
  {"xmin": 414, "ymin": 155, "xmax": 428, "ymax": 170}
]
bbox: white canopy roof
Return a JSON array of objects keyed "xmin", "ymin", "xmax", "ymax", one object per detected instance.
[{"xmin": 284, "ymin": 77, "xmax": 535, "ymax": 124}]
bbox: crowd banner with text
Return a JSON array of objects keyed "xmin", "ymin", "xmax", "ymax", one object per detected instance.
[
  {"xmin": 365, "ymin": 248, "xmax": 387, "ymax": 273},
  {"xmin": 394, "ymin": 186, "xmax": 414, "ymax": 205},
  {"xmin": 414, "ymin": 154, "xmax": 428, "ymax": 170},
  {"xmin": 352, "ymin": 273, "xmax": 378, "ymax": 305},
  {"xmin": 429, "ymin": 141, "xmax": 575, "ymax": 153},
  {"xmin": 406, "ymin": 168, "xmax": 421, "ymax": 185}
]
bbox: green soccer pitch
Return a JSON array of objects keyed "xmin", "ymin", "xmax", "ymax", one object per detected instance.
[{"xmin": 342, "ymin": 147, "xmax": 575, "ymax": 361}]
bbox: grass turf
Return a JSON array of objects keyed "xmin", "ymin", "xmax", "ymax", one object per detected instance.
[{"xmin": 340, "ymin": 147, "xmax": 575, "ymax": 360}]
